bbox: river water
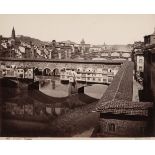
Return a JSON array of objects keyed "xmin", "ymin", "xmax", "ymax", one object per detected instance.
[
  {"xmin": 39, "ymin": 77, "xmax": 108, "ymax": 99},
  {"xmin": 1, "ymin": 77, "xmax": 108, "ymax": 137}
]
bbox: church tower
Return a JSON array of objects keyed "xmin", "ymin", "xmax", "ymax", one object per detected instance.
[
  {"xmin": 11, "ymin": 27, "xmax": 16, "ymax": 40},
  {"xmin": 80, "ymin": 38, "xmax": 85, "ymax": 45}
]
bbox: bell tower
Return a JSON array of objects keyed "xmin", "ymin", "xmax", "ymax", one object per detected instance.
[{"xmin": 11, "ymin": 26, "xmax": 16, "ymax": 40}]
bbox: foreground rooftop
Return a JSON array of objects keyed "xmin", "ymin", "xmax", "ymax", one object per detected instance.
[{"xmin": 96, "ymin": 61, "xmax": 153, "ymax": 117}]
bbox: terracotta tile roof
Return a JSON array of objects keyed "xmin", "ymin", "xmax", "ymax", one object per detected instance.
[
  {"xmin": 97, "ymin": 99, "xmax": 153, "ymax": 116},
  {"xmin": 95, "ymin": 61, "xmax": 153, "ymax": 116},
  {"xmin": 97, "ymin": 101, "xmax": 153, "ymax": 116},
  {"xmin": 97, "ymin": 61, "xmax": 133, "ymax": 104}
]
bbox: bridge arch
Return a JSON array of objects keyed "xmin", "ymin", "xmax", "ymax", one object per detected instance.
[
  {"xmin": 34, "ymin": 67, "xmax": 43, "ymax": 76},
  {"xmin": 43, "ymin": 68, "xmax": 52, "ymax": 76},
  {"xmin": 52, "ymin": 68, "xmax": 60, "ymax": 76}
]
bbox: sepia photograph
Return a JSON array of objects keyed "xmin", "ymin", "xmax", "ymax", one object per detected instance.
[{"xmin": 0, "ymin": 14, "xmax": 155, "ymax": 138}]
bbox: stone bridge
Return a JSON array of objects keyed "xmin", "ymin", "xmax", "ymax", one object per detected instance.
[{"xmin": 0, "ymin": 58, "xmax": 124, "ymax": 75}]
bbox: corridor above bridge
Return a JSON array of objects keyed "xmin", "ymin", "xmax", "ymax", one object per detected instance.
[{"xmin": 0, "ymin": 57, "xmax": 124, "ymax": 65}]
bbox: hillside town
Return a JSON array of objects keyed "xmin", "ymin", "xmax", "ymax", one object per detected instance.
[{"xmin": 0, "ymin": 27, "xmax": 132, "ymax": 61}]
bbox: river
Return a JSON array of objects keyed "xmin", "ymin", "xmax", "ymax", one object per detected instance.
[
  {"xmin": 39, "ymin": 77, "xmax": 108, "ymax": 99},
  {"xmin": 1, "ymin": 76, "xmax": 108, "ymax": 137}
]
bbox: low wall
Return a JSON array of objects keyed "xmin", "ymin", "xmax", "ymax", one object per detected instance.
[{"xmin": 99, "ymin": 117, "xmax": 148, "ymax": 137}]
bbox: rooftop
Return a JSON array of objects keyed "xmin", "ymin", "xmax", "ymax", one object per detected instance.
[
  {"xmin": 97, "ymin": 61, "xmax": 133, "ymax": 104},
  {"xmin": 96, "ymin": 61, "xmax": 153, "ymax": 116}
]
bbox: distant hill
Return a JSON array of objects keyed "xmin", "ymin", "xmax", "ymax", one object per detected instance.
[{"xmin": 16, "ymin": 35, "xmax": 48, "ymax": 46}]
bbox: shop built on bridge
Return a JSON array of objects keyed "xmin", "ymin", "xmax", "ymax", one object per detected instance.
[{"xmin": 0, "ymin": 58, "xmax": 123, "ymax": 85}]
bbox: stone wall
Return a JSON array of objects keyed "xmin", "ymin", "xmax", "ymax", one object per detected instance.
[{"xmin": 99, "ymin": 117, "xmax": 148, "ymax": 137}]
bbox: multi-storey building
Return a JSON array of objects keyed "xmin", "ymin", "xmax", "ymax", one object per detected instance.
[
  {"xmin": 132, "ymin": 41, "xmax": 144, "ymax": 82},
  {"xmin": 60, "ymin": 66, "xmax": 119, "ymax": 84},
  {"xmin": 0, "ymin": 64, "xmax": 34, "ymax": 80},
  {"xmin": 142, "ymin": 28, "xmax": 155, "ymax": 136},
  {"xmin": 144, "ymin": 28, "xmax": 155, "ymax": 45},
  {"xmin": 143, "ymin": 29, "xmax": 155, "ymax": 102}
]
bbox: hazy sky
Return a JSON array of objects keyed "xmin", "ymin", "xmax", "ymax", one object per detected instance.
[{"xmin": 0, "ymin": 14, "xmax": 155, "ymax": 44}]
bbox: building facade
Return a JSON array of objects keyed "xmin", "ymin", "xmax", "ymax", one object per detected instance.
[
  {"xmin": 132, "ymin": 41, "xmax": 144, "ymax": 82},
  {"xmin": 143, "ymin": 29, "xmax": 155, "ymax": 102},
  {"xmin": 60, "ymin": 65, "xmax": 120, "ymax": 84}
]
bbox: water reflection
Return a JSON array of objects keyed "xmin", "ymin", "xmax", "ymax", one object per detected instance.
[
  {"xmin": 40, "ymin": 78, "xmax": 69, "ymax": 97},
  {"xmin": 1, "ymin": 76, "xmax": 108, "ymax": 136},
  {"xmin": 39, "ymin": 77, "xmax": 108, "ymax": 99},
  {"xmin": 84, "ymin": 84, "xmax": 108, "ymax": 99}
]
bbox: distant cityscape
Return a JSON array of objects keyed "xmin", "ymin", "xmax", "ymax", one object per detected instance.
[{"xmin": 0, "ymin": 27, "xmax": 132, "ymax": 61}]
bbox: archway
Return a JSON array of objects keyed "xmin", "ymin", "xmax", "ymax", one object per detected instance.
[
  {"xmin": 43, "ymin": 68, "xmax": 52, "ymax": 76},
  {"xmin": 52, "ymin": 68, "xmax": 60, "ymax": 76},
  {"xmin": 34, "ymin": 68, "xmax": 43, "ymax": 76}
]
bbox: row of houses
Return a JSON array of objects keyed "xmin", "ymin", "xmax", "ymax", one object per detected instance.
[
  {"xmin": 60, "ymin": 66, "xmax": 120, "ymax": 84},
  {"xmin": 0, "ymin": 28, "xmax": 132, "ymax": 60},
  {"xmin": 0, "ymin": 39, "xmax": 131, "ymax": 60},
  {"xmin": 0, "ymin": 37, "xmax": 75, "ymax": 60},
  {"xmin": 0, "ymin": 64, "xmax": 34, "ymax": 79}
]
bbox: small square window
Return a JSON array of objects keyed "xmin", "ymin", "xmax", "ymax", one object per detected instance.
[{"xmin": 108, "ymin": 123, "xmax": 115, "ymax": 132}]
